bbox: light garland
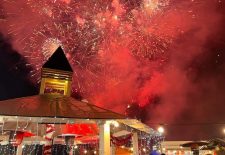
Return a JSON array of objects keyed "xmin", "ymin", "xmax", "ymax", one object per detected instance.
[{"xmin": 0, "ymin": 116, "xmax": 164, "ymax": 154}]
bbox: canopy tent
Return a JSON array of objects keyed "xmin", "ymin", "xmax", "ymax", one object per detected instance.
[
  {"xmin": 181, "ymin": 141, "xmax": 209, "ymax": 148},
  {"xmin": 0, "ymin": 47, "xmax": 163, "ymax": 155},
  {"xmin": 200, "ymin": 138, "xmax": 225, "ymax": 150},
  {"xmin": 118, "ymin": 119, "xmax": 155, "ymax": 134}
]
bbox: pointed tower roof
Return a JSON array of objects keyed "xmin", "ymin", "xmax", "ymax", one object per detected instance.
[
  {"xmin": 43, "ymin": 46, "xmax": 73, "ymax": 72},
  {"xmin": 0, "ymin": 46, "xmax": 126, "ymax": 120}
]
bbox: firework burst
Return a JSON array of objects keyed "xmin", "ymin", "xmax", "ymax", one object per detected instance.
[
  {"xmin": 41, "ymin": 38, "xmax": 62, "ymax": 59},
  {"xmin": 1, "ymin": 0, "xmax": 192, "ymax": 96}
]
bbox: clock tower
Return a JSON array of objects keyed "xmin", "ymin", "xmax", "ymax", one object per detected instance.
[{"xmin": 39, "ymin": 46, "xmax": 73, "ymax": 96}]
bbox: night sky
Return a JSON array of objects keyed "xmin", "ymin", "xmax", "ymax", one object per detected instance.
[
  {"xmin": 0, "ymin": 33, "xmax": 38, "ymax": 100},
  {"xmin": 0, "ymin": 0, "xmax": 225, "ymax": 140}
]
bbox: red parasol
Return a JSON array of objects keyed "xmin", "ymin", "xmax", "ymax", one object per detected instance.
[
  {"xmin": 63, "ymin": 123, "xmax": 98, "ymax": 136},
  {"xmin": 9, "ymin": 130, "xmax": 35, "ymax": 146}
]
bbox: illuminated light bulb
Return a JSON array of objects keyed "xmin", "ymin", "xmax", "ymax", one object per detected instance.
[
  {"xmin": 108, "ymin": 120, "xmax": 119, "ymax": 127},
  {"xmin": 157, "ymin": 126, "xmax": 164, "ymax": 133},
  {"xmin": 113, "ymin": 121, "xmax": 119, "ymax": 127},
  {"xmin": 143, "ymin": 148, "xmax": 146, "ymax": 152},
  {"xmin": 84, "ymin": 150, "xmax": 87, "ymax": 154},
  {"xmin": 130, "ymin": 147, "xmax": 133, "ymax": 151},
  {"xmin": 94, "ymin": 150, "xmax": 97, "ymax": 154},
  {"xmin": 74, "ymin": 145, "xmax": 78, "ymax": 149},
  {"xmin": 223, "ymin": 128, "xmax": 225, "ymax": 134}
]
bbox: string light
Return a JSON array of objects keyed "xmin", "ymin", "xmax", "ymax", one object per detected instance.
[
  {"xmin": 0, "ymin": 116, "xmax": 164, "ymax": 154},
  {"xmin": 143, "ymin": 148, "xmax": 146, "ymax": 152},
  {"xmin": 148, "ymin": 122, "xmax": 225, "ymax": 126},
  {"xmin": 84, "ymin": 149, "xmax": 87, "ymax": 154}
]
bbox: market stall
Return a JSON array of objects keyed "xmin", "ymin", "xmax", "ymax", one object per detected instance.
[{"xmin": 0, "ymin": 47, "xmax": 163, "ymax": 155}]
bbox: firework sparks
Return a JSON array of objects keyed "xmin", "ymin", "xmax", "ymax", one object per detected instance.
[
  {"xmin": 42, "ymin": 38, "xmax": 62, "ymax": 59},
  {"xmin": 0, "ymin": 0, "xmax": 201, "ymax": 107},
  {"xmin": 1, "ymin": 0, "xmax": 172, "ymax": 83}
]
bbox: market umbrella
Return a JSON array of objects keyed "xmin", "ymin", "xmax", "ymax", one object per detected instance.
[
  {"xmin": 181, "ymin": 141, "xmax": 209, "ymax": 149},
  {"xmin": 4, "ymin": 130, "xmax": 35, "ymax": 146},
  {"xmin": 62, "ymin": 123, "xmax": 98, "ymax": 136},
  {"xmin": 181, "ymin": 141, "xmax": 209, "ymax": 155},
  {"xmin": 208, "ymin": 138, "xmax": 225, "ymax": 147}
]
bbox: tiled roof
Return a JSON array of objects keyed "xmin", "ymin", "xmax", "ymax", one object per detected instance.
[{"xmin": 0, "ymin": 94, "xmax": 124, "ymax": 119}]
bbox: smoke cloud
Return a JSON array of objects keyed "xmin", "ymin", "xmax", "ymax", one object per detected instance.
[{"xmin": 0, "ymin": 0, "xmax": 225, "ymax": 139}]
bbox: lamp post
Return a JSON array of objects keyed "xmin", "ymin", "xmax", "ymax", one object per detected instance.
[
  {"xmin": 58, "ymin": 134, "xmax": 77, "ymax": 155},
  {"xmin": 157, "ymin": 126, "xmax": 164, "ymax": 154}
]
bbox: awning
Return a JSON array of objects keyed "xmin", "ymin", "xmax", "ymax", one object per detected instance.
[{"xmin": 118, "ymin": 119, "xmax": 156, "ymax": 134}]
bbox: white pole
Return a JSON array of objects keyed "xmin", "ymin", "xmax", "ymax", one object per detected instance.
[
  {"xmin": 111, "ymin": 143, "xmax": 116, "ymax": 155},
  {"xmin": 132, "ymin": 132, "xmax": 139, "ymax": 155},
  {"xmin": 99, "ymin": 121, "xmax": 111, "ymax": 155},
  {"xmin": 16, "ymin": 143, "xmax": 23, "ymax": 155}
]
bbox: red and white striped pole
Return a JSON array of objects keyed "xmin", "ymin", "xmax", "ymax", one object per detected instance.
[{"xmin": 43, "ymin": 124, "xmax": 55, "ymax": 155}]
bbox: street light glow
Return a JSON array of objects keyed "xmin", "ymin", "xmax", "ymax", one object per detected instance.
[{"xmin": 158, "ymin": 126, "xmax": 164, "ymax": 133}]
